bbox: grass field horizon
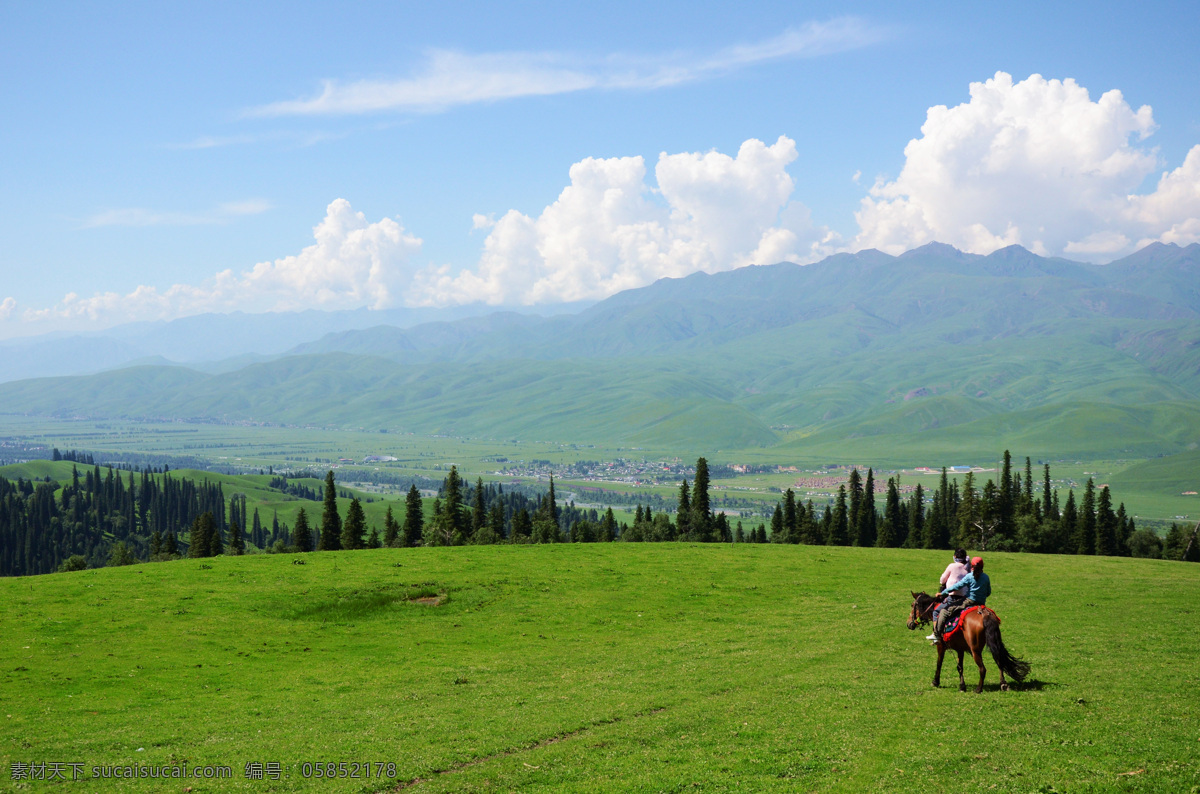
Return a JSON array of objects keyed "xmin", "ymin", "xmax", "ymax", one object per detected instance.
[{"xmin": 3, "ymin": 544, "xmax": 1197, "ymax": 791}]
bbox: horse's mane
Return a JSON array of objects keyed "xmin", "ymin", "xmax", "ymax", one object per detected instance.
[{"xmin": 913, "ymin": 591, "xmax": 940, "ymax": 610}]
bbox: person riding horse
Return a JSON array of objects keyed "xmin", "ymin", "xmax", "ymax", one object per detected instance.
[
  {"xmin": 926, "ymin": 548, "xmax": 971, "ymax": 640},
  {"xmin": 934, "ymin": 556, "xmax": 990, "ymax": 637}
]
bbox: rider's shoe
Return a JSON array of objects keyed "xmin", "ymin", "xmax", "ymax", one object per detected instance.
[{"xmin": 925, "ymin": 633, "xmax": 936, "ymax": 641}]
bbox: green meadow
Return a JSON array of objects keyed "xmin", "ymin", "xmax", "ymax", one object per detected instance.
[{"xmin": 2, "ymin": 545, "xmax": 1197, "ymax": 792}]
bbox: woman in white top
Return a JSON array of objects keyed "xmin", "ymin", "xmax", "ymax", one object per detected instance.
[{"xmin": 926, "ymin": 549, "xmax": 971, "ymax": 640}]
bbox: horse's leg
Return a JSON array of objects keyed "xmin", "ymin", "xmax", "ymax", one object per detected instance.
[
  {"xmin": 971, "ymin": 643, "xmax": 986, "ymax": 694},
  {"xmin": 956, "ymin": 649, "xmax": 966, "ymax": 692},
  {"xmin": 933, "ymin": 642, "xmax": 945, "ymax": 688}
]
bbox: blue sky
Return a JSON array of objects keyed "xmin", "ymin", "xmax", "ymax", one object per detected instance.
[{"xmin": 2, "ymin": 1, "xmax": 1198, "ymax": 337}]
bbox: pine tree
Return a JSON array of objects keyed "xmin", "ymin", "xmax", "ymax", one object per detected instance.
[
  {"xmin": 444, "ymin": 466, "xmax": 468, "ymax": 545},
  {"xmin": 511, "ymin": 507, "xmax": 533, "ymax": 542},
  {"xmin": 206, "ymin": 512, "xmax": 224, "ymax": 557},
  {"xmin": 150, "ymin": 530, "xmax": 163, "ymax": 557},
  {"xmin": 164, "ymin": 531, "xmax": 178, "ymax": 556},
  {"xmin": 770, "ymin": 505, "xmax": 784, "ymax": 542},
  {"xmin": 847, "ymin": 469, "xmax": 863, "ymax": 544},
  {"xmin": 998, "ymin": 450, "xmax": 1015, "ymax": 540},
  {"xmin": 383, "ymin": 505, "xmax": 400, "ymax": 547},
  {"xmin": 187, "ymin": 514, "xmax": 206, "ymax": 558},
  {"xmin": 342, "ymin": 498, "xmax": 366, "ymax": 550},
  {"xmin": 471, "ymin": 477, "xmax": 486, "ymax": 541},
  {"xmin": 1077, "ymin": 479, "xmax": 1097, "ymax": 555},
  {"xmin": 366, "ymin": 526, "xmax": 381, "ymax": 549},
  {"xmin": 879, "ymin": 477, "xmax": 901, "ymax": 547},
  {"xmin": 1060, "ymin": 490, "xmax": 1078, "ymax": 555},
  {"xmin": 1022, "ymin": 457, "xmax": 1035, "ymax": 517},
  {"xmin": 858, "ymin": 468, "xmax": 877, "ymax": 547},
  {"xmin": 229, "ymin": 520, "xmax": 244, "ymax": 555},
  {"xmin": 676, "ymin": 479, "xmax": 691, "ymax": 538},
  {"xmin": 1096, "ymin": 486, "xmax": 1117, "ymax": 556},
  {"xmin": 318, "ymin": 471, "xmax": 342, "ymax": 551},
  {"xmin": 905, "ymin": 484, "xmax": 925, "ymax": 548},
  {"xmin": 830, "ymin": 485, "xmax": 849, "ymax": 545},
  {"xmin": 293, "ymin": 507, "xmax": 313, "ymax": 553},
  {"xmin": 599, "ymin": 508, "xmax": 617, "ymax": 543},
  {"xmin": 783, "ymin": 489, "xmax": 798, "ymax": 544},
  {"xmin": 691, "ymin": 458, "xmax": 712, "ymax": 541},
  {"xmin": 403, "ymin": 485, "xmax": 424, "ymax": 547},
  {"xmin": 1042, "ymin": 464, "xmax": 1055, "ymax": 520}
]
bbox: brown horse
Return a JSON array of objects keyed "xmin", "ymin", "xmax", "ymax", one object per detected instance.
[{"xmin": 907, "ymin": 592, "xmax": 1030, "ymax": 693}]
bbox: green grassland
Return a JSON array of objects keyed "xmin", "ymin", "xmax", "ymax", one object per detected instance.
[{"xmin": 2, "ymin": 545, "xmax": 1197, "ymax": 792}]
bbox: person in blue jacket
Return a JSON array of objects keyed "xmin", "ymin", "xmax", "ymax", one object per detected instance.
[{"xmin": 933, "ymin": 556, "xmax": 991, "ymax": 637}]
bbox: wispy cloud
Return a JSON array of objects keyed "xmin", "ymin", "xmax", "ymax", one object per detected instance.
[
  {"xmin": 167, "ymin": 130, "xmax": 348, "ymax": 150},
  {"xmin": 82, "ymin": 199, "xmax": 273, "ymax": 228},
  {"xmin": 250, "ymin": 17, "xmax": 886, "ymax": 117}
]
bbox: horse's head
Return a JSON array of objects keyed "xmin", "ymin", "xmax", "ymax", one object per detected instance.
[{"xmin": 907, "ymin": 591, "xmax": 938, "ymax": 630}]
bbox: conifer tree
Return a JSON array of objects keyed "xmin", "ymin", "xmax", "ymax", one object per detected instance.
[
  {"xmin": 686, "ymin": 458, "xmax": 711, "ymax": 540},
  {"xmin": 366, "ymin": 526, "xmax": 381, "ymax": 549},
  {"xmin": 1096, "ymin": 486, "xmax": 1117, "ymax": 556},
  {"xmin": 1059, "ymin": 490, "xmax": 1078, "ymax": 555},
  {"xmin": 905, "ymin": 484, "xmax": 925, "ymax": 548},
  {"xmin": 252, "ymin": 508, "xmax": 262, "ymax": 548},
  {"xmin": 511, "ymin": 507, "xmax": 533, "ymax": 542},
  {"xmin": 998, "ymin": 450, "xmax": 1015, "ymax": 540},
  {"xmin": 879, "ymin": 477, "xmax": 901, "ymax": 548},
  {"xmin": 319, "ymin": 471, "xmax": 342, "ymax": 551},
  {"xmin": 675, "ymin": 480, "xmax": 691, "ymax": 538},
  {"xmin": 471, "ymin": 477, "xmax": 486, "ymax": 540},
  {"xmin": 1077, "ymin": 479, "xmax": 1097, "ymax": 555},
  {"xmin": 229, "ymin": 520, "xmax": 244, "ymax": 555},
  {"xmin": 1022, "ymin": 457, "xmax": 1035, "ymax": 517},
  {"xmin": 783, "ymin": 489, "xmax": 798, "ymax": 544},
  {"xmin": 293, "ymin": 507, "xmax": 313, "ymax": 553},
  {"xmin": 383, "ymin": 505, "xmax": 400, "ymax": 548},
  {"xmin": 770, "ymin": 504, "xmax": 784, "ymax": 542},
  {"xmin": 206, "ymin": 513, "xmax": 224, "ymax": 557},
  {"xmin": 830, "ymin": 485, "xmax": 849, "ymax": 545},
  {"xmin": 858, "ymin": 468, "xmax": 877, "ymax": 546},
  {"xmin": 1042, "ymin": 464, "xmax": 1055, "ymax": 520},
  {"xmin": 150, "ymin": 530, "xmax": 163, "ymax": 557},
  {"xmin": 164, "ymin": 531, "xmax": 178, "ymax": 556},
  {"xmin": 599, "ymin": 507, "xmax": 616, "ymax": 543},
  {"xmin": 847, "ymin": 469, "xmax": 863, "ymax": 543},
  {"xmin": 187, "ymin": 514, "xmax": 206, "ymax": 558},
  {"xmin": 342, "ymin": 498, "xmax": 366, "ymax": 550},
  {"xmin": 403, "ymin": 485, "xmax": 424, "ymax": 547},
  {"xmin": 443, "ymin": 466, "xmax": 468, "ymax": 545}
]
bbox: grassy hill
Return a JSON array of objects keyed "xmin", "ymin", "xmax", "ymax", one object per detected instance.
[
  {"xmin": 1, "ymin": 242, "xmax": 1198, "ymax": 459},
  {"xmin": 1, "ymin": 545, "xmax": 1195, "ymax": 791}
]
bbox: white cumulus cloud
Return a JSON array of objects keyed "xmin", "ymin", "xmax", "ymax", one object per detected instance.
[
  {"xmin": 414, "ymin": 136, "xmax": 834, "ymax": 305},
  {"xmin": 0, "ymin": 298, "xmax": 15, "ymax": 321},
  {"xmin": 29, "ymin": 200, "xmax": 422, "ymax": 325},
  {"xmin": 852, "ymin": 71, "xmax": 1200, "ymax": 259}
]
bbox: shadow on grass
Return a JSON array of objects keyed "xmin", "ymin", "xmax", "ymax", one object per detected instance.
[{"xmin": 289, "ymin": 584, "xmax": 446, "ymax": 621}]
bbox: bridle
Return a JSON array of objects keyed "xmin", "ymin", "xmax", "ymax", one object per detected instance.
[{"xmin": 907, "ymin": 593, "xmax": 939, "ymax": 630}]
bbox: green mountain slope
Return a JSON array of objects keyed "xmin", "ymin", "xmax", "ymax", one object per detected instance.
[{"xmin": 1, "ymin": 242, "xmax": 1198, "ymax": 457}]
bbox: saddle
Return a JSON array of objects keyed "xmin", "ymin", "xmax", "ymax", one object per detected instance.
[{"xmin": 941, "ymin": 605, "xmax": 994, "ymax": 642}]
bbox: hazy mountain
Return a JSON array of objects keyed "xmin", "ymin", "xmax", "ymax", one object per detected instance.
[
  {"xmin": 0, "ymin": 302, "xmax": 586, "ymax": 383},
  {"xmin": 2, "ymin": 242, "xmax": 1198, "ymax": 459}
]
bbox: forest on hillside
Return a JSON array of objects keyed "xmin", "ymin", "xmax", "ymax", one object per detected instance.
[{"xmin": 2, "ymin": 450, "xmax": 1196, "ymax": 577}]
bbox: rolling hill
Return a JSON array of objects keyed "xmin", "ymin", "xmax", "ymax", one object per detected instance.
[{"xmin": 1, "ymin": 241, "xmax": 1197, "ymax": 458}]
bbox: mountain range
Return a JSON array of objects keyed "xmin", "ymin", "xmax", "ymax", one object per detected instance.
[{"xmin": 2, "ymin": 241, "xmax": 1198, "ymax": 461}]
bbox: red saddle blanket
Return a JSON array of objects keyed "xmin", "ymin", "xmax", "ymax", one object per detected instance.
[{"xmin": 941, "ymin": 605, "xmax": 994, "ymax": 642}]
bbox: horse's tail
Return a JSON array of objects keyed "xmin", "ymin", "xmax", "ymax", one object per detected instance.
[{"xmin": 983, "ymin": 612, "xmax": 1030, "ymax": 683}]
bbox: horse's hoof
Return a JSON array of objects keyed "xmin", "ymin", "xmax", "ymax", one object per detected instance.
[
  {"xmin": 1000, "ymin": 683, "xmax": 1009, "ymax": 692},
  {"xmin": 932, "ymin": 680, "xmax": 940, "ymax": 688},
  {"xmin": 974, "ymin": 688, "xmax": 983, "ymax": 694},
  {"xmin": 959, "ymin": 684, "xmax": 966, "ymax": 692}
]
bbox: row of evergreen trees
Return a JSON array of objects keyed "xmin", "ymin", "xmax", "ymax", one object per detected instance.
[{"xmin": 6, "ymin": 453, "xmax": 1198, "ymax": 576}]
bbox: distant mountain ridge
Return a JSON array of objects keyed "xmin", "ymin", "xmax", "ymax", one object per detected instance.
[{"xmin": 1, "ymin": 241, "xmax": 1197, "ymax": 459}]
